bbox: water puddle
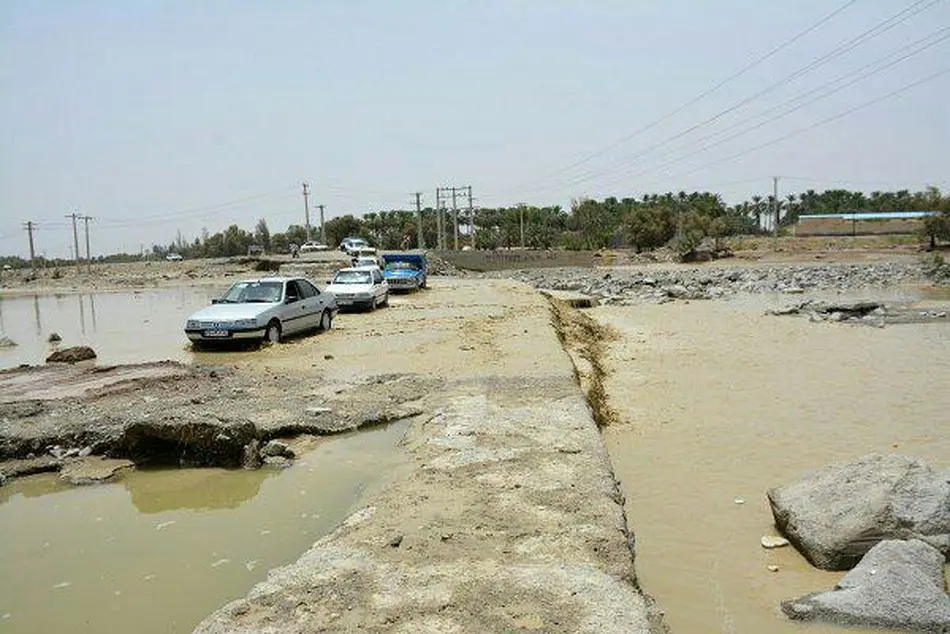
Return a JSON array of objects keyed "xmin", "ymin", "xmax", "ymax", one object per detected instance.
[
  {"xmin": 594, "ymin": 293, "xmax": 950, "ymax": 634},
  {"xmin": 0, "ymin": 288, "xmax": 228, "ymax": 369},
  {"xmin": 0, "ymin": 420, "xmax": 409, "ymax": 634}
]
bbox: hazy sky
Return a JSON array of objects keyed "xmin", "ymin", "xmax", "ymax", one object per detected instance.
[{"xmin": 2, "ymin": 0, "xmax": 948, "ymax": 257}]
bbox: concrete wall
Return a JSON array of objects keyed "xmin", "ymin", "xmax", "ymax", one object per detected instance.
[
  {"xmin": 435, "ymin": 249, "xmax": 621, "ymax": 271},
  {"xmin": 794, "ymin": 217, "xmax": 926, "ymax": 237}
]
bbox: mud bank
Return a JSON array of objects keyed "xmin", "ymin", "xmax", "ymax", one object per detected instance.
[
  {"xmin": 0, "ymin": 362, "xmax": 432, "ymax": 482},
  {"xmin": 194, "ymin": 280, "xmax": 660, "ymax": 634}
]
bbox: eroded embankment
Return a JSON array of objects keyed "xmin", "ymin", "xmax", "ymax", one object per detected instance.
[{"xmin": 547, "ymin": 298, "xmax": 619, "ymax": 430}]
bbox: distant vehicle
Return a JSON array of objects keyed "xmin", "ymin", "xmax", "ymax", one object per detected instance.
[
  {"xmin": 382, "ymin": 253, "xmax": 427, "ymax": 291},
  {"xmin": 325, "ymin": 267, "xmax": 389, "ymax": 311},
  {"xmin": 184, "ymin": 276, "xmax": 337, "ymax": 345},
  {"xmin": 339, "ymin": 237, "xmax": 371, "ymax": 256},
  {"xmin": 166, "ymin": 253, "xmax": 183, "ymax": 261},
  {"xmin": 299, "ymin": 242, "xmax": 330, "ymax": 253},
  {"xmin": 353, "ymin": 255, "xmax": 381, "ymax": 270}
]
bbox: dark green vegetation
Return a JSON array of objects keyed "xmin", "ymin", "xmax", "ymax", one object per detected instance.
[{"xmin": 3, "ymin": 187, "xmax": 949, "ymax": 268}]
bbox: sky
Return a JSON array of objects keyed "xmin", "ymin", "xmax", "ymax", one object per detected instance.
[{"xmin": 1, "ymin": 0, "xmax": 948, "ymax": 258}]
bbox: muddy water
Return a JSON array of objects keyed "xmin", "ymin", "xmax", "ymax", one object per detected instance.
[
  {"xmin": 594, "ymin": 294, "xmax": 950, "ymax": 634},
  {"xmin": 0, "ymin": 287, "xmax": 228, "ymax": 369},
  {"xmin": 0, "ymin": 420, "xmax": 409, "ymax": 634}
]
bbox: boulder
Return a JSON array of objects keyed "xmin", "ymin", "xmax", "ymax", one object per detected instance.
[
  {"xmin": 260, "ymin": 439, "xmax": 294, "ymax": 459},
  {"xmin": 768, "ymin": 454, "xmax": 950, "ymax": 570},
  {"xmin": 59, "ymin": 457, "xmax": 134, "ymax": 485},
  {"xmin": 782, "ymin": 539, "xmax": 950, "ymax": 632},
  {"xmin": 46, "ymin": 346, "xmax": 97, "ymax": 364},
  {"xmin": 118, "ymin": 416, "xmax": 258, "ymax": 468},
  {"xmin": 241, "ymin": 439, "xmax": 263, "ymax": 470}
]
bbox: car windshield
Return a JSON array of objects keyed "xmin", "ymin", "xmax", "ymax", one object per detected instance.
[
  {"xmin": 333, "ymin": 270, "xmax": 372, "ymax": 285},
  {"xmin": 218, "ymin": 281, "xmax": 283, "ymax": 303},
  {"xmin": 385, "ymin": 261, "xmax": 417, "ymax": 271}
]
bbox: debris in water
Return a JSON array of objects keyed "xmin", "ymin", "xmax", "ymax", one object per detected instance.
[
  {"xmin": 245, "ymin": 560, "xmax": 259, "ymax": 571},
  {"xmin": 1, "ymin": 613, "xmax": 10, "ymax": 620},
  {"xmin": 52, "ymin": 582, "xmax": 71, "ymax": 589},
  {"xmin": 761, "ymin": 535, "xmax": 790, "ymax": 549},
  {"xmin": 260, "ymin": 529, "xmax": 271, "ymax": 536},
  {"xmin": 733, "ymin": 497, "xmax": 745, "ymax": 505},
  {"xmin": 156, "ymin": 520, "xmax": 176, "ymax": 531},
  {"xmin": 767, "ymin": 565, "xmax": 780, "ymax": 573},
  {"xmin": 143, "ymin": 574, "xmax": 156, "ymax": 582},
  {"xmin": 211, "ymin": 558, "xmax": 230, "ymax": 568}
]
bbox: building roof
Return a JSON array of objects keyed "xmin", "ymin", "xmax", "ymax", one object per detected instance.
[{"xmin": 798, "ymin": 211, "xmax": 938, "ymax": 221}]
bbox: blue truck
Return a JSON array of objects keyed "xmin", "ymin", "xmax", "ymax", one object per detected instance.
[{"xmin": 381, "ymin": 253, "xmax": 427, "ymax": 292}]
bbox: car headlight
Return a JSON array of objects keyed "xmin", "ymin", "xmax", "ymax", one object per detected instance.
[
  {"xmin": 233, "ymin": 318, "xmax": 257, "ymax": 328},
  {"xmin": 186, "ymin": 320, "xmax": 200, "ymax": 329}
]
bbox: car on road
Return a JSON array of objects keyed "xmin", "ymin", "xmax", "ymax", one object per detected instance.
[
  {"xmin": 325, "ymin": 267, "xmax": 389, "ymax": 311},
  {"xmin": 299, "ymin": 242, "xmax": 330, "ymax": 253},
  {"xmin": 184, "ymin": 276, "xmax": 338, "ymax": 345},
  {"xmin": 382, "ymin": 253, "xmax": 427, "ymax": 291},
  {"xmin": 339, "ymin": 237, "xmax": 371, "ymax": 256},
  {"xmin": 352, "ymin": 255, "xmax": 381, "ymax": 270},
  {"xmin": 165, "ymin": 253, "xmax": 183, "ymax": 261}
]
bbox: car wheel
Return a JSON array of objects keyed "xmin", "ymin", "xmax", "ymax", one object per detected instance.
[
  {"xmin": 319, "ymin": 310, "xmax": 332, "ymax": 331},
  {"xmin": 370, "ymin": 296, "xmax": 377, "ymax": 311},
  {"xmin": 381, "ymin": 292, "xmax": 389, "ymax": 307},
  {"xmin": 264, "ymin": 320, "xmax": 281, "ymax": 344}
]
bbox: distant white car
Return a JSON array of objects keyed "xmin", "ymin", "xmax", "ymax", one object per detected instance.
[
  {"xmin": 184, "ymin": 276, "xmax": 338, "ymax": 344},
  {"xmin": 340, "ymin": 238, "xmax": 371, "ymax": 256},
  {"xmin": 166, "ymin": 253, "xmax": 183, "ymax": 261},
  {"xmin": 299, "ymin": 242, "xmax": 330, "ymax": 253},
  {"xmin": 325, "ymin": 267, "xmax": 389, "ymax": 311}
]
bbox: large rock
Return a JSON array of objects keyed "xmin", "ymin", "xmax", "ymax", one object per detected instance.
[
  {"xmin": 117, "ymin": 415, "xmax": 258, "ymax": 468},
  {"xmin": 46, "ymin": 346, "xmax": 97, "ymax": 363},
  {"xmin": 782, "ymin": 539, "xmax": 950, "ymax": 632},
  {"xmin": 768, "ymin": 454, "xmax": 950, "ymax": 570}
]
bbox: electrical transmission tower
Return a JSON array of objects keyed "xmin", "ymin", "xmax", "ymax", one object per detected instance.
[{"xmin": 435, "ymin": 185, "xmax": 474, "ymax": 250}]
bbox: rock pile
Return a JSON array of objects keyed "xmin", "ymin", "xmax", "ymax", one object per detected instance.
[{"xmin": 485, "ymin": 262, "xmax": 929, "ymax": 302}]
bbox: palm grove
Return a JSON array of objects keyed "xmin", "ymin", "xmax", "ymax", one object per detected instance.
[{"xmin": 6, "ymin": 187, "xmax": 948, "ymax": 269}]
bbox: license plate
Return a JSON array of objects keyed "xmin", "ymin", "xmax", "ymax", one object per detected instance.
[{"xmin": 203, "ymin": 329, "xmax": 231, "ymax": 338}]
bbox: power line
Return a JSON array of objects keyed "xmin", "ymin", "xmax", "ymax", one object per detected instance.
[
  {"xmin": 635, "ymin": 67, "xmax": 950, "ymax": 190},
  {"xmin": 593, "ymin": 27, "xmax": 950, "ymax": 191},
  {"xmin": 498, "ymin": 0, "xmax": 945, "ymax": 200},
  {"xmin": 489, "ymin": 0, "xmax": 860, "ymax": 197}
]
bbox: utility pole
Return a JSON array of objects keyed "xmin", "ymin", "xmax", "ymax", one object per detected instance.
[
  {"xmin": 773, "ymin": 176, "xmax": 780, "ymax": 238},
  {"xmin": 518, "ymin": 203, "xmax": 526, "ymax": 248},
  {"xmin": 317, "ymin": 204, "xmax": 326, "ymax": 244},
  {"xmin": 413, "ymin": 192, "xmax": 425, "ymax": 249},
  {"xmin": 66, "ymin": 212, "xmax": 81, "ymax": 270},
  {"xmin": 466, "ymin": 185, "xmax": 475, "ymax": 249},
  {"xmin": 451, "ymin": 187, "xmax": 459, "ymax": 250},
  {"xmin": 302, "ymin": 182, "xmax": 312, "ymax": 241},
  {"xmin": 81, "ymin": 216, "xmax": 94, "ymax": 273},
  {"xmin": 435, "ymin": 188, "xmax": 443, "ymax": 249},
  {"xmin": 22, "ymin": 221, "xmax": 37, "ymax": 274}
]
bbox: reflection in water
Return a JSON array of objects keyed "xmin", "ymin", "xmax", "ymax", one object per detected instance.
[
  {"xmin": 32, "ymin": 295, "xmax": 41, "ymax": 336},
  {"xmin": 0, "ymin": 286, "xmax": 224, "ymax": 368},
  {"xmin": 126, "ymin": 467, "xmax": 274, "ymax": 514},
  {"xmin": 0, "ymin": 420, "xmax": 409, "ymax": 634}
]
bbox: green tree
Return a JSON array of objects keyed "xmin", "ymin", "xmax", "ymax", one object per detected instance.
[
  {"xmin": 623, "ymin": 206, "xmax": 676, "ymax": 252},
  {"xmin": 254, "ymin": 218, "xmax": 271, "ymax": 250}
]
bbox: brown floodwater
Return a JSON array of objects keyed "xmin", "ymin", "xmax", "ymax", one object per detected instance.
[
  {"xmin": 594, "ymin": 292, "xmax": 950, "ymax": 634},
  {"xmin": 0, "ymin": 420, "xmax": 410, "ymax": 634},
  {"xmin": 0, "ymin": 287, "xmax": 227, "ymax": 369}
]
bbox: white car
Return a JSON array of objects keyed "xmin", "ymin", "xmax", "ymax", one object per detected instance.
[
  {"xmin": 325, "ymin": 267, "xmax": 389, "ymax": 311},
  {"xmin": 299, "ymin": 242, "xmax": 330, "ymax": 253},
  {"xmin": 184, "ymin": 276, "xmax": 338, "ymax": 345},
  {"xmin": 340, "ymin": 238, "xmax": 371, "ymax": 256},
  {"xmin": 166, "ymin": 253, "xmax": 183, "ymax": 261}
]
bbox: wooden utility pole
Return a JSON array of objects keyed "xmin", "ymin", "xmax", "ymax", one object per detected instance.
[
  {"xmin": 466, "ymin": 185, "xmax": 475, "ymax": 249},
  {"xmin": 65, "ymin": 212, "xmax": 81, "ymax": 270},
  {"xmin": 302, "ymin": 182, "xmax": 312, "ymax": 241},
  {"xmin": 773, "ymin": 176, "xmax": 780, "ymax": 238},
  {"xmin": 518, "ymin": 203, "xmax": 526, "ymax": 248},
  {"xmin": 81, "ymin": 216, "xmax": 94, "ymax": 273},
  {"xmin": 435, "ymin": 188, "xmax": 443, "ymax": 249},
  {"xmin": 451, "ymin": 187, "xmax": 459, "ymax": 250},
  {"xmin": 413, "ymin": 192, "xmax": 424, "ymax": 249},
  {"xmin": 22, "ymin": 221, "xmax": 37, "ymax": 273},
  {"xmin": 317, "ymin": 204, "xmax": 326, "ymax": 243}
]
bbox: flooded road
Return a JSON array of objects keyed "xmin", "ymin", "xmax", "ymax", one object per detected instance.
[
  {"xmin": 0, "ymin": 420, "xmax": 410, "ymax": 634},
  {"xmin": 0, "ymin": 287, "xmax": 227, "ymax": 369},
  {"xmin": 594, "ymin": 294, "xmax": 950, "ymax": 634}
]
